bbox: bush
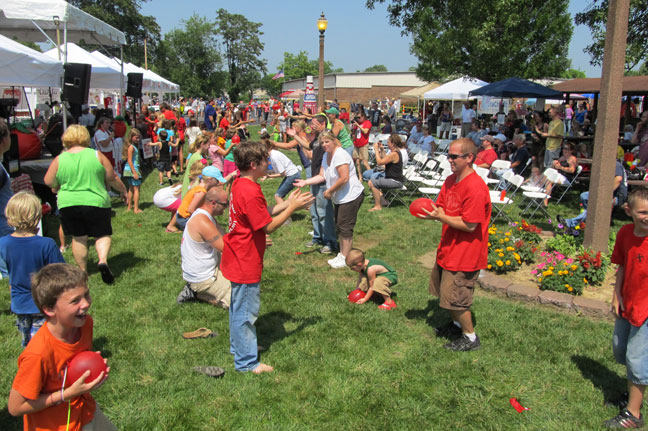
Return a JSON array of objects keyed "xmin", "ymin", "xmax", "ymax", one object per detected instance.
[
  {"xmin": 487, "ymin": 222, "xmax": 541, "ymax": 274},
  {"xmin": 532, "ymin": 251, "xmax": 584, "ymax": 295}
]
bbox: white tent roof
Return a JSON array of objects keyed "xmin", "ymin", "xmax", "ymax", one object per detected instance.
[
  {"xmin": 0, "ymin": 1, "xmax": 125, "ymax": 46},
  {"xmin": 90, "ymin": 51, "xmax": 180, "ymax": 93},
  {"xmin": 44, "ymin": 43, "xmax": 123, "ymax": 90},
  {"xmin": 0, "ymin": 33, "xmax": 63, "ymax": 87},
  {"xmin": 423, "ymin": 77, "xmax": 489, "ymax": 100}
]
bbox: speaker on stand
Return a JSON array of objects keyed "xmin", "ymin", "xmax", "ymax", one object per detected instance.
[
  {"xmin": 127, "ymin": 72, "xmax": 144, "ymax": 136},
  {"xmin": 62, "ymin": 63, "xmax": 92, "ymax": 124}
]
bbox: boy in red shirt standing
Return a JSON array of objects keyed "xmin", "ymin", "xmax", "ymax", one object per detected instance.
[
  {"xmin": 221, "ymin": 142, "xmax": 313, "ymax": 373},
  {"xmin": 420, "ymin": 138, "xmax": 491, "ymax": 351},
  {"xmin": 8, "ymin": 263, "xmax": 114, "ymax": 430},
  {"xmin": 605, "ymin": 187, "xmax": 648, "ymax": 428}
]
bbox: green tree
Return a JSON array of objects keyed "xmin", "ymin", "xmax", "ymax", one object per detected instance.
[
  {"xmin": 259, "ymin": 51, "xmax": 341, "ymax": 96},
  {"xmin": 214, "ymin": 8, "xmax": 267, "ymax": 102},
  {"xmin": 155, "ymin": 15, "xmax": 225, "ymax": 98},
  {"xmin": 68, "ymin": 0, "xmax": 160, "ymax": 67},
  {"xmin": 366, "ymin": 0, "xmax": 572, "ymax": 82},
  {"xmin": 575, "ymin": 0, "xmax": 648, "ymax": 71},
  {"xmin": 364, "ymin": 64, "xmax": 388, "ymax": 72},
  {"xmin": 561, "ymin": 68, "xmax": 587, "ymax": 79}
]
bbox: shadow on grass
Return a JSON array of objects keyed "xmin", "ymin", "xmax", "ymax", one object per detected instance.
[
  {"xmin": 0, "ymin": 408, "xmax": 19, "ymax": 431},
  {"xmin": 404, "ymin": 298, "xmax": 479, "ymax": 331},
  {"xmin": 87, "ymin": 251, "xmax": 146, "ymax": 281},
  {"xmin": 257, "ymin": 311, "xmax": 322, "ymax": 350},
  {"xmin": 571, "ymin": 355, "xmax": 626, "ymax": 404},
  {"xmin": 93, "ymin": 336, "xmax": 113, "ymax": 359}
]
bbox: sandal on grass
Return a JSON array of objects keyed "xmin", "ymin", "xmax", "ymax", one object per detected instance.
[
  {"xmin": 193, "ymin": 366, "xmax": 225, "ymax": 378},
  {"xmin": 97, "ymin": 263, "xmax": 114, "ymax": 284},
  {"xmin": 182, "ymin": 328, "xmax": 216, "ymax": 339}
]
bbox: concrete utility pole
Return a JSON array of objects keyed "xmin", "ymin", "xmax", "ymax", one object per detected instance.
[{"xmin": 584, "ymin": 0, "xmax": 630, "ymax": 252}]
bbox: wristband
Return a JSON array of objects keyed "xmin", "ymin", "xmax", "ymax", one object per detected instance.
[{"xmin": 60, "ymin": 388, "xmax": 65, "ymax": 403}]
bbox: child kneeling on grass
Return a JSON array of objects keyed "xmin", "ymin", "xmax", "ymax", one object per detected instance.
[
  {"xmin": 0, "ymin": 192, "xmax": 65, "ymax": 347},
  {"xmin": 606, "ymin": 186, "xmax": 648, "ymax": 429},
  {"xmin": 261, "ymin": 132, "xmax": 302, "ymax": 205},
  {"xmin": 345, "ymin": 248, "xmax": 398, "ymax": 310},
  {"xmin": 8, "ymin": 263, "xmax": 114, "ymax": 430}
]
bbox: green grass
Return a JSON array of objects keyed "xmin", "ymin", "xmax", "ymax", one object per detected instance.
[{"xmin": 0, "ymin": 141, "xmax": 629, "ymax": 430}]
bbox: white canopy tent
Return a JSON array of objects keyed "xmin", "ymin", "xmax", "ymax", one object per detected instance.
[
  {"xmin": 0, "ymin": 33, "xmax": 63, "ymax": 87},
  {"xmin": 44, "ymin": 43, "xmax": 123, "ymax": 90},
  {"xmin": 423, "ymin": 77, "xmax": 489, "ymax": 100}
]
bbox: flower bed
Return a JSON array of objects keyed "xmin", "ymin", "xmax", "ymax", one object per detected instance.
[{"xmin": 487, "ymin": 220, "xmax": 610, "ymax": 296}]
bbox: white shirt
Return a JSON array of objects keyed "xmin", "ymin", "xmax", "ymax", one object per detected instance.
[
  {"xmin": 269, "ymin": 149, "xmax": 299, "ymax": 177},
  {"xmin": 462, "ymin": 105, "xmax": 476, "ymax": 123},
  {"xmin": 79, "ymin": 113, "xmax": 95, "ymax": 127},
  {"xmin": 181, "ymin": 208, "xmax": 220, "ymax": 283},
  {"xmin": 93, "ymin": 129, "xmax": 113, "ymax": 153},
  {"xmin": 322, "ymin": 147, "xmax": 364, "ymax": 205},
  {"xmin": 400, "ymin": 148, "xmax": 409, "ymax": 166}
]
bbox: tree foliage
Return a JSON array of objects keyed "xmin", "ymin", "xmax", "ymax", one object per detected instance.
[
  {"xmin": 364, "ymin": 65, "xmax": 388, "ymax": 72},
  {"xmin": 68, "ymin": 0, "xmax": 160, "ymax": 67},
  {"xmin": 561, "ymin": 68, "xmax": 587, "ymax": 79},
  {"xmin": 575, "ymin": 0, "xmax": 648, "ymax": 71},
  {"xmin": 366, "ymin": 0, "xmax": 572, "ymax": 82},
  {"xmin": 155, "ymin": 15, "xmax": 225, "ymax": 98},
  {"xmin": 260, "ymin": 51, "xmax": 341, "ymax": 96},
  {"xmin": 214, "ymin": 9, "xmax": 267, "ymax": 102}
]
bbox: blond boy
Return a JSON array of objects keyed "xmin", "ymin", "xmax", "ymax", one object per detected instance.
[{"xmin": 345, "ymin": 248, "xmax": 398, "ymax": 310}]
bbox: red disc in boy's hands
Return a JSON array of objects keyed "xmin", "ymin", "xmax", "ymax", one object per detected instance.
[
  {"xmin": 348, "ymin": 289, "xmax": 365, "ymax": 303},
  {"xmin": 409, "ymin": 198, "xmax": 435, "ymax": 219},
  {"xmin": 67, "ymin": 351, "xmax": 107, "ymax": 385}
]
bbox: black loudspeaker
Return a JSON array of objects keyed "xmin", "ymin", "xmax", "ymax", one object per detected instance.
[
  {"xmin": 3, "ymin": 133, "xmax": 20, "ymax": 176},
  {"xmin": 62, "ymin": 63, "xmax": 91, "ymax": 105},
  {"xmin": 127, "ymin": 73, "xmax": 143, "ymax": 98}
]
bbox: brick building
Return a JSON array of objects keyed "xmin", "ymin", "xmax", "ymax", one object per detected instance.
[{"xmin": 281, "ymin": 72, "xmax": 427, "ymax": 104}]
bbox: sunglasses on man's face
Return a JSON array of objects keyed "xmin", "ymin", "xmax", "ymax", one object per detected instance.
[{"xmin": 447, "ymin": 153, "xmax": 470, "ymax": 160}]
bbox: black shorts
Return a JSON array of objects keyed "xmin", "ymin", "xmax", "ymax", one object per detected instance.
[
  {"xmin": 155, "ymin": 160, "xmax": 171, "ymax": 172},
  {"xmin": 59, "ymin": 206, "xmax": 112, "ymax": 238}
]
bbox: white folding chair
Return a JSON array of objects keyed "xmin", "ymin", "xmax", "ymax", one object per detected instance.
[
  {"xmin": 553, "ymin": 165, "xmax": 583, "ymax": 204},
  {"xmin": 520, "ymin": 168, "xmax": 561, "ymax": 219},
  {"xmin": 490, "ymin": 174, "xmax": 524, "ymax": 224}
]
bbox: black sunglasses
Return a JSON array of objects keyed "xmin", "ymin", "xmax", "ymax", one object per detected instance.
[{"xmin": 447, "ymin": 153, "xmax": 470, "ymax": 160}]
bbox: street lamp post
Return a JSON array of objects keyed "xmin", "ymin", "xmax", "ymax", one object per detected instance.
[{"xmin": 317, "ymin": 12, "xmax": 328, "ymax": 111}]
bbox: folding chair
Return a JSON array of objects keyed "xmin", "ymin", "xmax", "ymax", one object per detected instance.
[
  {"xmin": 435, "ymin": 139, "xmax": 451, "ymax": 155},
  {"xmin": 490, "ymin": 174, "xmax": 524, "ymax": 224},
  {"xmin": 519, "ymin": 168, "xmax": 561, "ymax": 219},
  {"xmin": 474, "ymin": 166, "xmax": 499, "ymax": 187},
  {"xmin": 553, "ymin": 165, "xmax": 583, "ymax": 204}
]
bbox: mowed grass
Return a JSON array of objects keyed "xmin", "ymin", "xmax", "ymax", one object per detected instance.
[{"xmin": 0, "ymin": 134, "xmax": 628, "ymax": 430}]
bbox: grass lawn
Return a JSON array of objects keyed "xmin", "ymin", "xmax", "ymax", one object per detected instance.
[{"xmin": 0, "ymin": 134, "xmax": 630, "ymax": 430}]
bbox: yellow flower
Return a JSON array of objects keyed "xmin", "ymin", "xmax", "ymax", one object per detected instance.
[
  {"xmin": 571, "ymin": 265, "xmax": 578, "ymax": 271},
  {"xmin": 487, "ymin": 264, "xmax": 492, "ymax": 269},
  {"xmin": 505, "ymin": 260, "xmax": 511, "ymax": 265},
  {"xmin": 504, "ymin": 237, "xmax": 509, "ymax": 242},
  {"xmin": 496, "ymin": 260, "xmax": 504, "ymax": 267},
  {"xmin": 568, "ymin": 286, "xmax": 573, "ymax": 292},
  {"xmin": 575, "ymin": 226, "xmax": 580, "ymax": 230},
  {"xmin": 506, "ymin": 246, "xmax": 515, "ymax": 251},
  {"xmin": 538, "ymin": 277, "xmax": 543, "ymax": 282},
  {"xmin": 505, "ymin": 232, "xmax": 511, "ymax": 236},
  {"xmin": 583, "ymin": 278, "xmax": 588, "ymax": 284},
  {"xmin": 495, "ymin": 248, "xmax": 503, "ymax": 253},
  {"xmin": 498, "ymin": 253, "xmax": 504, "ymax": 257},
  {"xmin": 499, "ymin": 239, "xmax": 505, "ymax": 243},
  {"xmin": 543, "ymin": 270, "xmax": 553, "ymax": 277},
  {"xmin": 549, "ymin": 266, "xmax": 554, "ymax": 271},
  {"xmin": 563, "ymin": 262, "xmax": 568, "ymax": 266},
  {"xmin": 565, "ymin": 284, "xmax": 571, "ymax": 289},
  {"xmin": 488, "ymin": 242, "xmax": 491, "ymax": 247}
]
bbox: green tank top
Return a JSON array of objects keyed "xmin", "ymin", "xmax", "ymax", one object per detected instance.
[
  {"xmin": 337, "ymin": 124, "xmax": 353, "ymax": 149},
  {"xmin": 224, "ymin": 140, "xmax": 235, "ymax": 162},
  {"xmin": 56, "ymin": 148, "xmax": 111, "ymax": 209},
  {"xmin": 364, "ymin": 258, "xmax": 398, "ymax": 285}
]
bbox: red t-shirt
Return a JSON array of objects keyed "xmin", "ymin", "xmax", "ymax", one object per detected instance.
[
  {"xmin": 163, "ymin": 110, "xmax": 176, "ymax": 120},
  {"xmin": 435, "ymin": 171, "xmax": 491, "ymax": 272},
  {"xmin": 353, "ymin": 120, "xmax": 372, "ymax": 147},
  {"xmin": 339, "ymin": 112, "xmax": 350, "ymax": 123},
  {"xmin": 13, "ymin": 317, "xmax": 96, "ymax": 431},
  {"xmin": 221, "ymin": 177, "xmax": 272, "ymax": 284},
  {"xmin": 474, "ymin": 148, "xmax": 498, "ymax": 167},
  {"xmin": 219, "ymin": 117, "xmax": 230, "ymax": 130},
  {"xmin": 611, "ymin": 224, "xmax": 648, "ymax": 326},
  {"xmin": 176, "ymin": 117, "xmax": 186, "ymax": 141}
]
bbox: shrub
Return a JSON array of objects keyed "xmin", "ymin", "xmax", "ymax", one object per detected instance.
[{"xmin": 532, "ymin": 251, "xmax": 583, "ymax": 295}]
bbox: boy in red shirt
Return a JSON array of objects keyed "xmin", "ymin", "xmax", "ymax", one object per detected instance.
[
  {"xmin": 606, "ymin": 187, "xmax": 648, "ymax": 428},
  {"xmin": 221, "ymin": 142, "xmax": 313, "ymax": 373},
  {"xmin": 8, "ymin": 263, "xmax": 114, "ymax": 431},
  {"xmin": 420, "ymin": 138, "xmax": 491, "ymax": 351}
]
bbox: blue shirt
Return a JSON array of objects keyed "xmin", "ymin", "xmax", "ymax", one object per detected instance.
[
  {"xmin": 0, "ymin": 235, "xmax": 65, "ymax": 314},
  {"xmin": 204, "ymin": 104, "xmax": 216, "ymax": 130}
]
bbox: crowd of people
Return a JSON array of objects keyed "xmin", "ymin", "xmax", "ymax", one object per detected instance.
[{"xmin": 3, "ymin": 91, "xmax": 648, "ymax": 430}]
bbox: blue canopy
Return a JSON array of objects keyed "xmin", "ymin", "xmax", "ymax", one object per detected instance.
[{"xmin": 468, "ymin": 77, "xmax": 563, "ymax": 99}]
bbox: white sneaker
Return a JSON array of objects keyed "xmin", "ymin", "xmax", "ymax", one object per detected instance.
[
  {"xmin": 327, "ymin": 253, "xmax": 341, "ymax": 265},
  {"xmin": 328, "ymin": 253, "xmax": 347, "ymax": 269}
]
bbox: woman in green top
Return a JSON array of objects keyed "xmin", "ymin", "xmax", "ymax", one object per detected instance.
[
  {"xmin": 181, "ymin": 133, "xmax": 210, "ymax": 197},
  {"xmin": 44, "ymin": 125, "xmax": 126, "ymax": 284},
  {"xmin": 325, "ymin": 107, "xmax": 354, "ymax": 156}
]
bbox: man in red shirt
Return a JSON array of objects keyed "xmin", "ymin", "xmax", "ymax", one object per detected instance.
[
  {"xmin": 221, "ymin": 142, "xmax": 313, "ymax": 373},
  {"xmin": 161, "ymin": 103, "xmax": 176, "ymax": 121},
  {"xmin": 420, "ymin": 138, "xmax": 491, "ymax": 351},
  {"xmin": 474, "ymin": 135, "xmax": 498, "ymax": 168},
  {"xmin": 352, "ymin": 111, "xmax": 372, "ymax": 181}
]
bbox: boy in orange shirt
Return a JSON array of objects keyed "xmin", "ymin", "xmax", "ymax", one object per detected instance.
[{"xmin": 8, "ymin": 263, "xmax": 114, "ymax": 430}]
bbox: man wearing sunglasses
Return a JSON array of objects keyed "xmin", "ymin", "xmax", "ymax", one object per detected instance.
[
  {"xmin": 420, "ymin": 138, "xmax": 491, "ymax": 351},
  {"xmin": 178, "ymin": 187, "xmax": 231, "ymax": 309}
]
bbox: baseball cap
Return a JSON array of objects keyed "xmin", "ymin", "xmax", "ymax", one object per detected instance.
[
  {"xmin": 325, "ymin": 107, "xmax": 340, "ymax": 115},
  {"xmin": 480, "ymin": 135, "xmax": 495, "ymax": 143},
  {"xmin": 202, "ymin": 166, "xmax": 226, "ymax": 183},
  {"xmin": 494, "ymin": 133, "xmax": 508, "ymax": 142}
]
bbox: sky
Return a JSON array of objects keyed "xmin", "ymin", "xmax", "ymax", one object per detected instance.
[{"xmin": 140, "ymin": 0, "xmax": 602, "ymax": 78}]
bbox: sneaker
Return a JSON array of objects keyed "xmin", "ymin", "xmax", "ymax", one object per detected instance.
[
  {"xmin": 97, "ymin": 263, "xmax": 114, "ymax": 284},
  {"xmin": 168, "ymin": 178, "xmax": 173, "ymax": 186},
  {"xmin": 319, "ymin": 245, "xmax": 333, "ymax": 254},
  {"xmin": 192, "ymin": 366, "xmax": 225, "ymax": 378},
  {"xmin": 328, "ymin": 253, "xmax": 347, "ymax": 269},
  {"xmin": 176, "ymin": 284, "xmax": 197, "ymax": 303},
  {"xmin": 305, "ymin": 239, "xmax": 319, "ymax": 248},
  {"xmin": 604, "ymin": 408, "xmax": 644, "ymax": 429},
  {"xmin": 435, "ymin": 322, "xmax": 462, "ymax": 339},
  {"xmin": 444, "ymin": 334, "xmax": 481, "ymax": 351}
]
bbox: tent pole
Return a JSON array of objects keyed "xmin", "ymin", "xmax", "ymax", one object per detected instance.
[
  {"xmin": 62, "ymin": 22, "xmax": 68, "ymax": 131},
  {"xmin": 119, "ymin": 46, "xmax": 124, "ymax": 116}
]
